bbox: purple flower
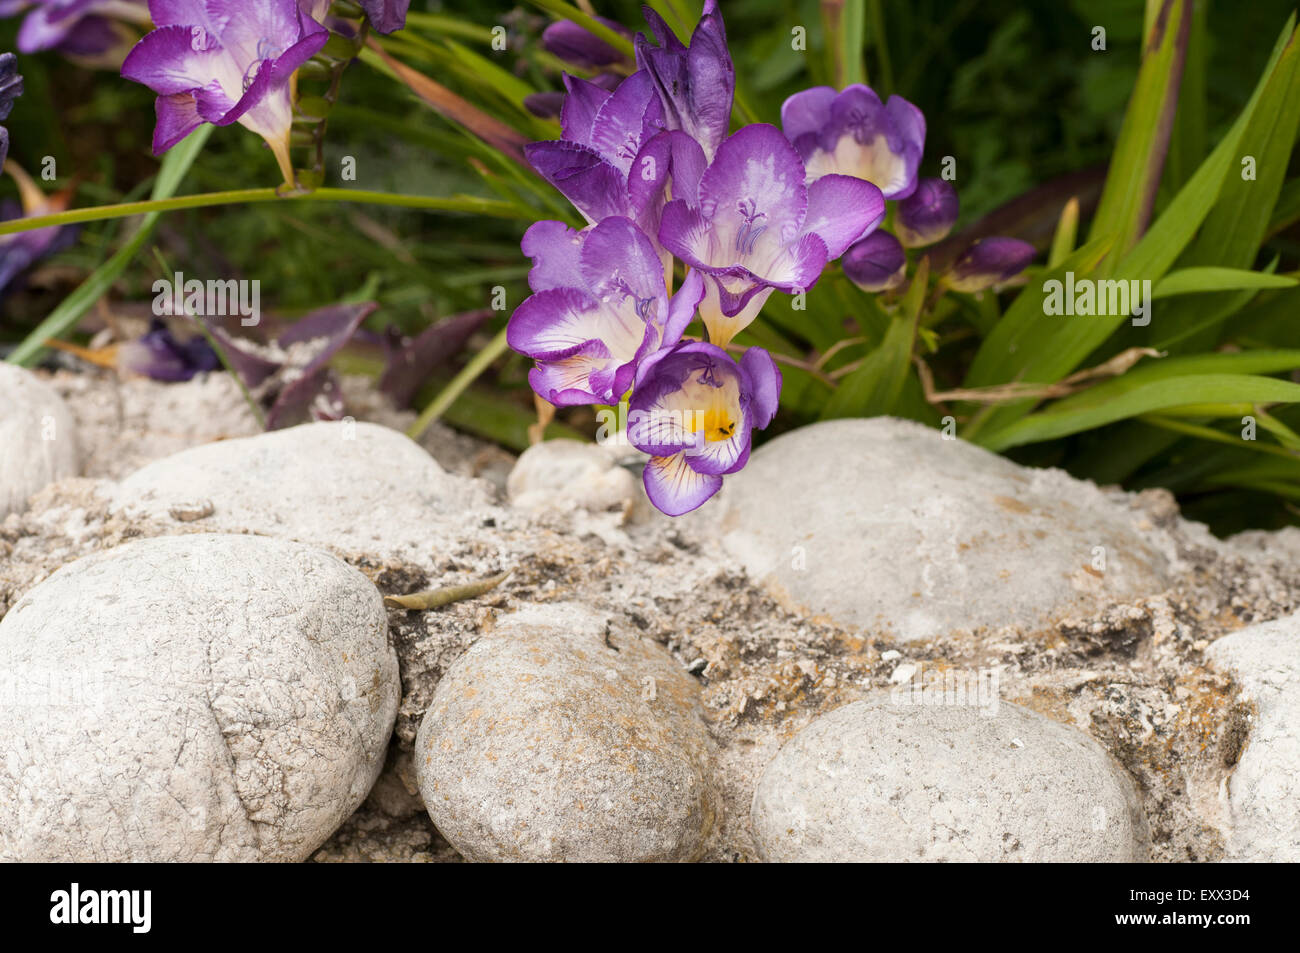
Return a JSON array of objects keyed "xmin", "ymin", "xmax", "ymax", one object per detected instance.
[
  {"xmin": 842, "ymin": 230, "xmax": 906, "ymax": 293},
  {"xmin": 658, "ymin": 123, "xmax": 885, "ymax": 345},
  {"xmin": 542, "ymin": 16, "xmax": 632, "ymax": 70},
  {"xmin": 117, "ymin": 318, "xmax": 220, "ymax": 381},
  {"xmin": 357, "ymin": 0, "xmax": 407, "ymax": 34},
  {"xmin": 895, "ymin": 177, "xmax": 957, "ymax": 248},
  {"xmin": 634, "ymin": 0, "xmax": 733, "ymax": 161},
  {"xmin": 0, "ymin": 162, "xmax": 75, "ymax": 296},
  {"xmin": 121, "ymin": 0, "xmax": 329, "ymax": 184},
  {"xmin": 627, "ymin": 340, "xmax": 780, "ymax": 515},
  {"xmin": 508, "ymin": 216, "xmax": 704, "ymax": 407},
  {"xmin": 0, "ymin": 51, "xmax": 22, "ymax": 168},
  {"xmin": 526, "ymin": 70, "xmax": 708, "ymax": 280},
  {"xmin": 946, "ymin": 237, "xmax": 1035, "ymax": 292},
  {"xmin": 0, "ymin": 1, "xmax": 149, "ymax": 56},
  {"xmin": 781, "ymin": 84, "xmax": 925, "ymax": 199},
  {"xmin": 526, "ymin": 69, "xmax": 665, "ymax": 225}
]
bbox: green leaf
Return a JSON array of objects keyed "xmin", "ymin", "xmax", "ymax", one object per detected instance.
[
  {"xmin": 6, "ymin": 126, "xmax": 214, "ymax": 368},
  {"xmin": 979, "ymin": 373, "xmax": 1300, "ymax": 451},
  {"xmin": 1087, "ymin": 0, "xmax": 1190, "ymax": 261},
  {"xmin": 1149, "ymin": 16, "xmax": 1300, "ymax": 351},
  {"xmin": 1121, "ymin": 14, "xmax": 1297, "ymax": 282},
  {"xmin": 1151, "ymin": 267, "xmax": 1297, "ymax": 298},
  {"xmin": 820, "ymin": 258, "xmax": 927, "ymax": 418}
]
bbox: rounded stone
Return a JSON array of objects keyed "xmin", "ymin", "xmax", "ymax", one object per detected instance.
[
  {"xmin": 111, "ymin": 421, "xmax": 492, "ymax": 562},
  {"xmin": 415, "ymin": 604, "xmax": 719, "ymax": 862},
  {"xmin": 507, "ymin": 439, "xmax": 640, "ymax": 517},
  {"xmin": 716, "ymin": 417, "xmax": 1173, "ymax": 640},
  {"xmin": 1207, "ymin": 612, "xmax": 1300, "ymax": 861},
  {"xmin": 751, "ymin": 695, "xmax": 1149, "ymax": 862},
  {"xmin": 0, "ymin": 533, "xmax": 399, "ymax": 861},
  {"xmin": 0, "ymin": 363, "xmax": 80, "ymax": 517}
]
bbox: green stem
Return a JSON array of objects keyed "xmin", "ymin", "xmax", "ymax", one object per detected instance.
[
  {"xmin": 407, "ymin": 326, "xmax": 510, "ymax": 440},
  {"xmin": 0, "ymin": 188, "xmax": 528, "ymax": 236}
]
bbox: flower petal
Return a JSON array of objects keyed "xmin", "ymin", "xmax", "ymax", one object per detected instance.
[
  {"xmin": 527, "ymin": 340, "xmax": 618, "ymax": 406},
  {"xmin": 740, "ymin": 345, "xmax": 782, "ymax": 429},
  {"xmin": 642, "ymin": 452, "xmax": 723, "ymax": 516},
  {"xmin": 121, "ymin": 24, "xmax": 225, "ymax": 95},
  {"xmin": 559, "ymin": 72, "xmax": 612, "ymax": 145},
  {"xmin": 525, "ymin": 140, "xmax": 630, "ymax": 224},
  {"xmin": 802, "ymin": 173, "xmax": 885, "ymax": 259},
  {"xmin": 507, "ymin": 287, "xmax": 606, "ymax": 359},
  {"xmin": 780, "ymin": 85, "xmax": 837, "ymax": 144},
  {"xmin": 578, "ymin": 215, "xmax": 665, "ymax": 306},
  {"xmin": 521, "ymin": 220, "xmax": 586, "ymax": 293}
]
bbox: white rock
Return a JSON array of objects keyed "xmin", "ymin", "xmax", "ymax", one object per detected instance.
[
  {"xmin": 716, "ymin": 418, "xmax": 1174, "ymax": 640},
  {"xmin": 0, "ymin": 363, "xmax": 79, "ymax": 517},
  {"xmin": 751, "ymin": 695, "xmax": 1149, "ymax": 862},
  {"xmin": 1206, "ymin": 613, "xmax": 1300, "ymax": 861},
  {"xmin": 415, "ymin": 604, "xmax": 719, "ymax": 862},
  {"xmin": 507, "ymin": 439, "xmax": 640, "ymax": 518},
  {"xmin": 111, "ymin": 421, "xmax": 493, "ymax": 562},
  {"xmin": 0, "ymin": 534, "xmax": 399, "ymax": 861}
]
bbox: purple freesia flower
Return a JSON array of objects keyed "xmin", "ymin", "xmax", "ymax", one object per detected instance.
[
  {"xmin": 121, "ymin": 0, "xmax": 329, "ymax": 184},
  {"xmin": 526, "ymin": 69, "xmax": 665, "ymax": 225},
  {"xmin": 509, "ymin": 216, "xmax": 704, "ymax": 406},
  {"xmin": 0, "ymin": 1, "xmax": 149, "ymax": 56},
  {"xmin": 781, "ymin": 84, "xmax": 924, "ymax": 199},
  {"xmin": 946, "ymin": 237, "xmax": 1035, "ymax": 292},
  {"xmin": 658, "ymin": 123, "xmax": 885, "ymax": 345},
  {"xmin": 627, "ymin": 340, "xmax": 780, "ymax": 515},
  {"xmin": 896, "ymin": 177, "xmax": 958, "ymax": 248},
  {"xmin": 0, "ymin": 51, "xmax": 22, "ymax": 168},
  {"xmin": 635, "ymin": 0, "xmax": 733, "ymax": 162},
  {"xmin": 842, "ymin": 230, "xmax": 906, "ymax": 292}
]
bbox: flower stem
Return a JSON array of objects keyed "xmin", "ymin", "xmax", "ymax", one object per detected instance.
[
  {"xmin": 0, "ymin": 188, "xmax": 529, "ymax": 236},
  {"xmin": 407, "ymin": 326, "xmax": 510, "ymax": 441}
]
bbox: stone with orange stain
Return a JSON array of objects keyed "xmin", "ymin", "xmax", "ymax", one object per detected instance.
[
  {"xmin": 713, "ymin": 418, "xmax": 1175, "ymax": 640},
  {"xmin": 751, "ymin": 694, "xmax": 1149, "ymax": 862},
  {"xmin": 414, "ymin": 603, "xmax": 719, "ymax": 861}
]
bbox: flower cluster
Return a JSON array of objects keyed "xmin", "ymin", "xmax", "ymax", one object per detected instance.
[
  {"xmin": 513, "ymin": 2, "xmax": 890, "ymax": 515},
  {"xmin": 782, "ymin": 84, "xmax": 1034, "ymax": 294}
]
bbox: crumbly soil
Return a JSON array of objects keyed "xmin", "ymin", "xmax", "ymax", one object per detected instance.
[{"xmin": 4, "ymin": 368, "xmax": 1297, "ymax": 863}]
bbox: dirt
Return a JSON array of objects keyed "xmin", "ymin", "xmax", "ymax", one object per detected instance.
[{"xmin": 3, "ymin": 367, "xmax": 1298, "ymax": 863}]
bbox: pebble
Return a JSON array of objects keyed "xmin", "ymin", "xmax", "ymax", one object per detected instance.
[
  {"xmin": 751, "ymin": 694, "xmax": 1149, "ymax": 862},
  {"xmin": 716, "ymin": 417, "xmax": 1175, "ymax": 640},
  {"xmin": 414, "ymin": 604, "xmax": 719, "ymax": 861},
  {"xmin": 1206, "ymin": 613, "xmax": 1300, "ymax": 861},
  {"xmin": 111, "ymin": 421, "xmax": 493, "ymax": 562},
  {"xmin": 0, "ymin": 534, "xmax": 399, "ymax": 861}
]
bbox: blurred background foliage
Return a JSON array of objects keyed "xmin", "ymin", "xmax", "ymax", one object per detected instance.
[{"xmin": 3, "ymin": 0, "xmax": 1300, "ymax": 534}]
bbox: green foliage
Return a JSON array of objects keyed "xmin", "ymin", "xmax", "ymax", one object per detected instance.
[{"xmin": 4, "ymin": 2, "xmax": 1300, "ymax": 533}]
